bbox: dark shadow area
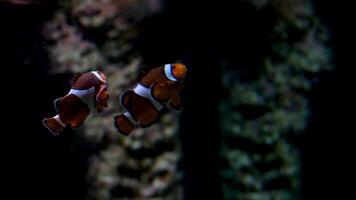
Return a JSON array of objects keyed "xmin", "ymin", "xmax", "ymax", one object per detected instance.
[
  {"xmin": 302, "ymin": 1, "xmax": 347, "ymax": 199},
  {"xmin": 1, "ymin": 2, "xmax": 89, "ymax": 199}
]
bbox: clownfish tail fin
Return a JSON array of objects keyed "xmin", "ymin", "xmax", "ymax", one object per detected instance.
[{"xmin": 71, "ymin": 72, "xmax": 82, "ymax": 86}]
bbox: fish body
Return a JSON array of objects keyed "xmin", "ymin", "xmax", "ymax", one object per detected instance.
[
  {"xmin": 43, "ymin": 71, "xmax": 109, "ymax": 135},
  {"xmin": 114, "ymin": 63, "xmax": 187, "ymax": 135}
]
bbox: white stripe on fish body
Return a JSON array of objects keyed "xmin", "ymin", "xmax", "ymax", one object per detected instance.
[
  {"xmin": 67, "ymin": 87, "xmax": 95, "ymax": 110},
  {"xmin": 124, "ymin": 112, "xmax": 138, "ymax": 126},
  {"xmin": 91, "ymin": 71, "xmax": 107, "ymax": 83},
  {"xmin": 133, "ymin": 83, "xmax": 163, "ymax": 111},
  {"xmin": 164, "ymin": 64, "xmax": 179, "ymax": 82},
  {"xmin": 54, "ymin": 114, "xmax": 65, "ymax": 127}
]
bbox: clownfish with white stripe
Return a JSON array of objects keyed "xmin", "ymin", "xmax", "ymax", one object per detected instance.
[
  {"xmin": 43, "ymin": 71, "xmax": 109, "ymax": 135},
  {"xmin": 114, "ymin": 63, "xmax": 188, "ymax": 135}
]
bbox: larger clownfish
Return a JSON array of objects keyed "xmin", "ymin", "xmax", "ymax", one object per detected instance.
[
  {"xmin": 43, "ymin": 71, "xmax": 109, "ymax": 135},
  {"xmin": 114, "ymin": 63, "xmax": 188, "ymax": 135}
]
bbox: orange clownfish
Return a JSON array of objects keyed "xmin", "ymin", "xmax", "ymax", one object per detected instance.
[
  {"xmin": 114, "ymin": 63, "xmax": 188, "ymax": 135},
  {"xmin": 43, "ymin": 71, "xmax": 109, "ymax": 135}
]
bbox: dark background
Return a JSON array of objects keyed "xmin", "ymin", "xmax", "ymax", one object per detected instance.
[{"xmin": 0, "ymin": 0, "xmax": 345, "ymax": 199}]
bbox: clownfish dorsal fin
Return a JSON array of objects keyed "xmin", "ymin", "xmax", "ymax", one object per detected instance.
[{"xmin": 71, "ymin": 72, "xmax": 82, "ymax": 86}]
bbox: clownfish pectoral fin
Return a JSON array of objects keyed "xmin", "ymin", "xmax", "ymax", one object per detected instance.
[
  {"xmin": 95, "ymin": 85, "xmax": 109, "ymax": 113},
  {"xmin": 168, "ymin": 93, "xmax": 181, "ymax": 111},
  {"xmin": 114, "ymin": 114, "xmax": 134, "ymax": 135},
  {"xmin": 167, "ymin": 101, "xmax": 181, "ymax": 112},
  {"xmin": 151, "ymin": 83, "xmax": 170, "ymax": 102}
]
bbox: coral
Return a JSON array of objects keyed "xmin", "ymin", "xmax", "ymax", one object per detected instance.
[{"xmin": 219, "ymin": 0, "xmax": 332, "ymax": 199}]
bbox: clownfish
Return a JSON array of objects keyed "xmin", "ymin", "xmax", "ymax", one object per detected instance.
[
  {"xmin": 114, "ymin": 63, "xmax": 188, "ymax": 135},
  {"xmin": 43, "ymin": 71, "xmax": 109, "ymax": 135}
]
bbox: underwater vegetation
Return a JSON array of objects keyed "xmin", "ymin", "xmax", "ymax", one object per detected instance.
[{"xmin": 220, "ymin": 0, "xmax": 332, "ymax": 199}]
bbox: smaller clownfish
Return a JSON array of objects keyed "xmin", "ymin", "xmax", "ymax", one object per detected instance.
[
  {"xmin": 43, "ymin": 71, "xmax": 109, "ymax": 135},
  {"xmin": 114, "ymin": 63, "xmax": 188, "ymax": 135}
]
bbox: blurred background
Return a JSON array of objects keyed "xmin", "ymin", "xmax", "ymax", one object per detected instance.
[{"xmin": 0, "ymin": 0, "xmax": 343, "ymax": 199}]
